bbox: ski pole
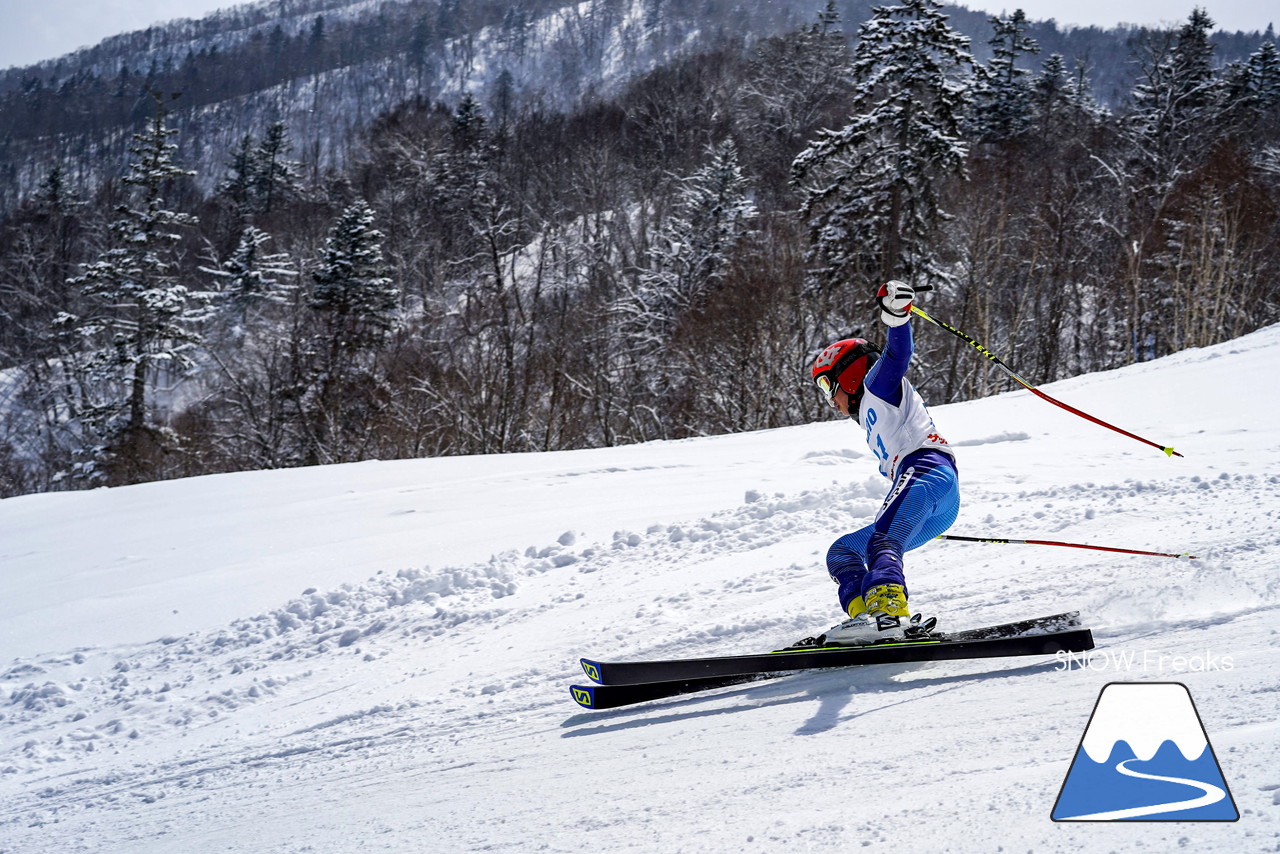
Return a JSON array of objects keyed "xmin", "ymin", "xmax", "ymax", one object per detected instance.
[
  {"xmin": 909, "ymin": 304, "xmax": 1182, "ymax": 458},
  {"xmin": 937, "ymin": 534, "xmax": 1196, "ymax": 560}
]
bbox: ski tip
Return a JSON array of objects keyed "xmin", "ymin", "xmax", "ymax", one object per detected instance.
[
  {"xmin": 570, "ymin": 684, "xmax": 598, "ymax": 709},
  {"xmin": 580, "ymin": 659, "xmax": 603, "ymax": 684}
]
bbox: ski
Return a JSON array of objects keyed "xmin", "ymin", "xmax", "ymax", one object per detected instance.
[
  {"xmin": 580, "ymin": 611, "xmax": 1082, "ymax": 686},
  {"xmin": 570, "ymin": 627, "xmax": 1093, "ymax": 710},
  {"xmin": 571, "ymin": 673, "xmax": 767, "ymax": 710}
]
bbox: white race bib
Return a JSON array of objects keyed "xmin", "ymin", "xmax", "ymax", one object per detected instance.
[{"xmin": 858, "ymin": 378, "xmax": 954, "ymax": 478}]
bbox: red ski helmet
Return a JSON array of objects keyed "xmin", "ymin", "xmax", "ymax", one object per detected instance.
[{"xmin": 812, "ymin": 338, "xmax": 879, "ymax": 407}]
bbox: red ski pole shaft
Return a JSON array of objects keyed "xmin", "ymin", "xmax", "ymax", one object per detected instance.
[
  {"xmin": 910, "ymin": 305, "xmax": 1182, "ymax": 458},
  {"xmin": 937, "ymin": 534, "xmax": 1196, "ymax": 560}
]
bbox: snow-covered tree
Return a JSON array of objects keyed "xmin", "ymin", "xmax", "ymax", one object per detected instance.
[
  {"xmin": 1106, "ymin": 11, "xmax": 1275, "ymax": 363},
  {"xmin": 791, "ymin": 0, "xmax": 974, "ymax": 293},
  {"xmin": 968, "ymin": 9, "xmax": 1039, "ymax": 143},
  {"xmin": 1031, "ymin": 53, "xmax": 1103, "ymax": 131},
  {"xmin": 605, "ymin": 139, "xmax": 759, "ymax": 438},
  {"xmin": 621, "ymin": 139, "xmax": 757, "ymax": 356},
  {"xmin": 60, "ymin": 93, "xmax": 206, "ymax": 484},
  {"xmin": 311, "ymin": 199, "xmax": 398, "ymax": 348},
  {"xmin": 652, "ymin": 138, "xmax": 757, "ymax": 294},
  {"xmin": 216, "ymin": 132, "xmax": 258, "ymax": 216},
  {"xmin": 733, "ymin": 1, "xmax": 853, "ymax": 208},
  {"xmin": 1221, "ymin": 39, "xmax": 1280, "ymax": 134},
  {"xmin": 253, "ymin": 122, "xmax": 302, "ymax": 215},
  {"xmin": 298, "ymin": 199, "xmax": 399, "ymax": 464},
  {"xmin": 215, "ymin": 122, "xmax": 301, "ymax": 220},
  {"xmin": 202, "ymin": 225, "xmax": 297, "ymax": 324},
  {"xmin": 434, "ymin": 94, "xmax": 495, "ymax": 210},
  {"xmin": 1130, "ymin": 8, "xmax": 1221, "ymax": 176},
  {"xmin": 0, "ymin": 164, "xmax": 83, "ymax": 359},
  {"xmin": 1244, "ymin": 40, "xmax": 1280, "ymax": 110},
  {"xmin": 420, "ymin": 93, "xmax": 512, "ymax": 276}
]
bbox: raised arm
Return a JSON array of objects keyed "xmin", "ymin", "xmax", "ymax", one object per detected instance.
[{"xmin": 864, "ymin": 322, "xmax": 911, "ymax": 406}]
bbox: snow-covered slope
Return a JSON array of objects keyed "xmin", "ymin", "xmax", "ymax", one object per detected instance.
[{"xmin": 3, "ymin": 325, "xmax": 1280, "ymax": 852}]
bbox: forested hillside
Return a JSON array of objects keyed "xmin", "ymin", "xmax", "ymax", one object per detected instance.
[
  {"xmin": 0, "ymin": 0, "xmax": 1269, "ymax": 209},
  {"xmin": 0, "ymin": 0, "xmax": 1277, "ymax": 496},
  {"xmin": 0, "ymin": 0, "xmax": 821, "ymax": 208}
]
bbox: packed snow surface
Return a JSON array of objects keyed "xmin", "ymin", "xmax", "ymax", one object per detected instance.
[{"xmin": 3, "ymin": 324, "xmax": 1280, "ymax": 852}]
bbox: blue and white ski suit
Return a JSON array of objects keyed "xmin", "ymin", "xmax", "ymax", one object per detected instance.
[{"xmin": 826, "ymin": 322, "xmax": 960, "ymax": 615}]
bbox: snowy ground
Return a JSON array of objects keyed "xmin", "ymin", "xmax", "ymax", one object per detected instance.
[{"xmin": 3, "ymin": 324, "xmax": 1280, "ymax": 852}]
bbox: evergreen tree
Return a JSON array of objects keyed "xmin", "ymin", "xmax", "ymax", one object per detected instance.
[
  {"xmin": 1222, "ymin": 39, "xmax": 1280, "ymax": 133},
  {"xmin": 298, "ymin": 199, "xmax": 398, "ymax": 464},
  {"xmin": 253, "ymin": 121, "xmax": 302, "ymax": 214},
  {"xmin": 0, "ymin": 165, "xmax": 84, "ymax": 356},
  {"xmin": 37, "ymin": 164, "xmax": 73, "ymax": 214},
  {"xmin": 447, "ymin": 91, "xmax": 488, "ymax": 154},
  {"xmin": 216, "ymin": 123, "xmax": 301, "ymax": 219},
  {"xmin": 61, "ymin": 93, "xmax": 205, "ymax": 484},
  {"xmin": 1130, "ymin": 8, "xmax": 1221, "ymax": 175},
  {"xmin": 491, "ymin": 69, "xmax": 517, "ymax": 131},
  {"xmin": 1245, "ymin": 40, "xmax": 1280, "ymax": 109},
  {"xmin": 202, "ymin": 225, "xmax": 296, "ymax": 323},
  {"xmin": 1031, "ymin": 54, "xmax": 1104, "ymax": 139},
  {"xmin": 311, "ymin": 199, "xmax": 398, "ymax": 351},
  {"xmin": 216, "ymin": 132, "xmax": 258, "ymax": 216},
  {"xmin": 427, "ymin": 93, "xmax": 506, "ymax": 270},
  {"xmin": 968, "ymin": 9, "xmax": 1039, "ymax": 143},
  {"xmin": 791, "ymin": 0, "xmax": 974, "ymax": 294},
  {"xmin": 308, "ymin": 16, "xmax": 328, "ymax": 56},
  {"xmin": 815, "ymin": 0, "xmax": 840, "ymax": 33}
]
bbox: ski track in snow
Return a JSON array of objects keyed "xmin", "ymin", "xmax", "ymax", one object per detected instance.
[{"xmin": 3, "ymin": 326, "xmax": 1280, "ymax": 851}]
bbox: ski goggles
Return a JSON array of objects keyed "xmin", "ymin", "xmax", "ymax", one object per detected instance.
[{"xmin": 814, "ymin": 374, "xmax": 839, "ymax": 407}]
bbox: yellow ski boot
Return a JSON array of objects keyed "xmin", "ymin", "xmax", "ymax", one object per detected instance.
[{"xmin": 821, "ymin": 583, "xmax": 922, "ymax": 646}]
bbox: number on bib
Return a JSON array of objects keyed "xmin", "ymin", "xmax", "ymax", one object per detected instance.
[{"xmin": 864, "ymin": 408, "xmax": 890, "ymax": 462}]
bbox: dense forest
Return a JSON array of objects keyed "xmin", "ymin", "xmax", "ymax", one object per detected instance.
[
  {"xmin": 0, "ymin": 0, "xmax": 1277, "ymax": 496},
  {"xmin": 0, "ymin": 0, "xmax": 1270, "ymax": 208}
]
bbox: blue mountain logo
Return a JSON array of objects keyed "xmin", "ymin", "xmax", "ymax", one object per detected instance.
[{"xmin": 1052, "ymin": 682, "xmax": 1238, "ymax": 821}]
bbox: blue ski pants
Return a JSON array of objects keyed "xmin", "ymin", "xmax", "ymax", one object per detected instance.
[{"xmin": 826, "ymin": 450, "xmax": 959, "ymax": 615}]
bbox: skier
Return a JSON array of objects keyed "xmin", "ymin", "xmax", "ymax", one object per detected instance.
[{"xmin": 810, "ymin": 281, "xmax": 959, "ymax": 644}]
